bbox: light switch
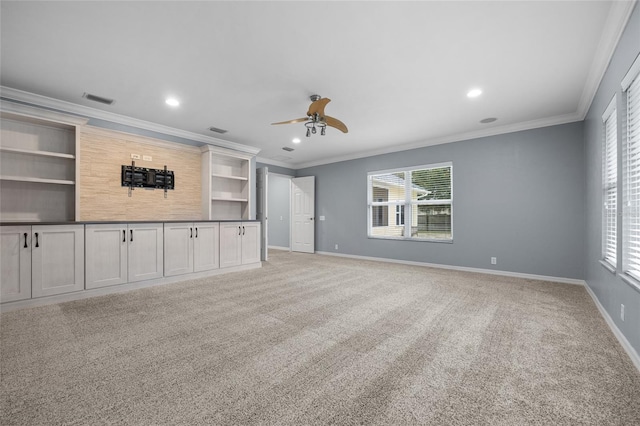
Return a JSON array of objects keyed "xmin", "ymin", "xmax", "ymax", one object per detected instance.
[{"xmin": 319, "ymin": 216, "xmax": 325, "ymax": 221}]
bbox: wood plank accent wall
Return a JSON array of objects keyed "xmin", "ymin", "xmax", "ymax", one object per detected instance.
[{"xmin": 79, "ymin": 126, "xmax": 202, "ymax": 221}]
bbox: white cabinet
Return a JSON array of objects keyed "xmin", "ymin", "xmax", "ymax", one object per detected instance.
[
  {"xmin": 127, "ymin": 223, "xmax": 164, "ymax": 283},
  {"xmin": 164, "ymin": 222, "xmax": 219, "ymax": 277},
  {"xmin": 219, "ymin": 222, "xmax": 260, "ymax": 268},
  {"xmin": 201, "ymin": 146, "xmax": 253, "ymax": 220},
  {"xmin": 86, "ymin": 223, "xmax": 164, "ymax": 288},
  {"xmin": 31, "ymin": 225, "xmax": 84, "ymax": 298},
  {"xmin": 0, "ymin": 226, "xmax": 32, "ymax": 302},
  {"xmin": 193, "ymin": 222, "xmax": 220, "ymax": 272},
  {"xmin": 85, "ymin": 224, "xmax": 127, "ymax": 289},
  {"xmin": 0, "ymin": 105, "xmax": 87, "ymax": 222},
  {"xmin": 1, "ymin": 224, "xmax": 84, "ymax": 300},
  {"xmin": 241, "ymin": 222, "xmax": 261, "ymax": 265}
]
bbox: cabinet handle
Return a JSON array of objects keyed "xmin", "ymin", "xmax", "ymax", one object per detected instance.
[
  {"xmin": 23, "ymin": 232, "xmax": 28, "ymax": 248},
  {"xmin": 243, "ymin": 226, "xmax": 245, "ymax": 235},
  {"xmin": 190, "ymin": 227, "xmax": 193, "ymax": 238},
  {"xmin": 130, "ymin": 229, "xmax": 133, "ymax": 242},
  {"xmin": 35, "ymin": 232, "xmax": 39, "ymax": 248},
  {"xmin": 195, "ymin": 228, "xmax": 198, "ymax": 238},
  {"xmin": 238, "ymin": 226, "xmax": 241, "ymax": 236},
  {"xmin": 123, "ymin": 229, "xmax": 126, "ymax": 243}
]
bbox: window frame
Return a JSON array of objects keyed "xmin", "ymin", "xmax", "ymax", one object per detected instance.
[
  {"xmin": 367, "ymin": 162, "xmax": 453, "ymax": 242},
  {"xmin": 602, "ymin": 95, "xmax": 618, "ymax": 269},
  {"xmin": 621, "ymin": 54, "xmax": 640, "ymax": 289}
]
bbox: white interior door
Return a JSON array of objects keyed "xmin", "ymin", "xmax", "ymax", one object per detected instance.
[
  {"xmin": 257, "ymin": 167, "xmax": 268, "ymax": 261},
  {"xmin": 291, "ymin": 176, "xmax": 315, "ymax": 253}
]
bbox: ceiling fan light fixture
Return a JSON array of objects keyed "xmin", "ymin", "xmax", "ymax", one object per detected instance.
[{"xmin": 306, "ymin": 128, "xmax": 311, "ymax": 137}]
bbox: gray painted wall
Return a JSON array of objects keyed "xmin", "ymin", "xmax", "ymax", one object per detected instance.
[
  {"xmin": 297, "ymin": 122, "xmax": 585, "ymax": 280},
  {"xmin": 267, "ymin": 174, "xmax": 292, "ymax": 248},
  {"xmin": 584, "ymin": 4, "xmax": 639, "ymax": 357},
  {"xmin": 256, "ymin": 162, "xmax": 295, "ymax": 249}
]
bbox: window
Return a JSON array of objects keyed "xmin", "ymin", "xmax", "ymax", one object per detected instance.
[
  {"xmin": 395, "ymin": 205, "xmax": 405, "ymax": 225},
  {"xmin": 368, "ymin": 163, "xmax": 452, "ymax": 241},
  {"xmin": 602, "ymin": 97, "xmax": 617, "ymax": 267},
  {"xmin": 622, "ymin": 56, "xmax": 640, "ymax": 280}
]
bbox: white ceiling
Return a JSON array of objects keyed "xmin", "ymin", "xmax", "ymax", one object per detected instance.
[{"xmin": 0, "ymin": 1, "xmax": 635, "ymax": 169}]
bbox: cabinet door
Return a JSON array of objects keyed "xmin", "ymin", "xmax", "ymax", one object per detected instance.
[
  {"xmin": 85, "ymin": 224, "xmax": 127, "ymax": 289},
  {"xmin": 241, "ymin": 222, "xmax": 261, "ymax": 265},
  {"xmin": 193, "ymin": 222, "xmax": 219, "ymax": 272},
  {"xmin": 219, "ymin": 222, "xmax": 242, "ymax": 268},
  {"xmin": 0, "ymin": 226, "xmax": 32, "ymax": 302},
  {"xmin": 32, "ymin": 225, "xmax": 84, "ymax": 298},
  {"xmin": 128, "ymin": 223, "xmax": 163, "ymax": 283},
  {"xmin": 164, "ymin": 223, "xmax": 194, "ymax": 277}
]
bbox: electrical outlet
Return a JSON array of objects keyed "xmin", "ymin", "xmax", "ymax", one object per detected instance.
[
  {"xmin": 130, "ymin": 153, "xmax": 140, "ymax": 160},
  {"xmin": 142, "ymin": 155, "xmax": 152, "ymax": 161},
  {"xmin": 621, "ymin": 304, "xmax": 625, "ymax": 322},
  {"xmin": 335, "ymin": 244, "xmax": 338, "ymax": 250},
  {"xmin": 491, "ymin": 257, "xmax": 497, "ymax": 265}
]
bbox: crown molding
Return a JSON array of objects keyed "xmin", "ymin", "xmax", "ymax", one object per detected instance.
[
  {"xmin": 0, "ymin": 86, "xmax": 261, "ymax": 156},
  {"xmin": 292, "ymin": 112, "xmax": 582, "ymax": 170},
  {"xmin": 255, "ymin": 156, "xmax": 299, "ymax": 169},
  {"xmin": 577, "ymin": 0, "xmax": 637, "ymax": 119}
]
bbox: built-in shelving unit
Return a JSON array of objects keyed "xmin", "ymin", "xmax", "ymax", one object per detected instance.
[
  {"xmin": 0, "ymin": 103, "xmax": 88, "ymax": 222},
  {"xmin": 201, "ymin": 145, "xmax": 253, "ymax": 220}
]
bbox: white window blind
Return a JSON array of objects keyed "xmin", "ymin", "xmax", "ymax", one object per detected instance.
[
  {"xmin": 368, "ymin": 163, "xmax": 452, "ymax": 241},
  {"xmin": 623, "ymin": 69, "xmax": 640, "ymax": 279},
  {"xmin": 602, "ymin": 98, "xmax": 617, "ymax": 267}
]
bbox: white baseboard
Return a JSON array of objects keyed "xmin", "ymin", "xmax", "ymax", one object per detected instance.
[
  {"xmin": 0, "ymin": 262, "xmax": 262, "ymax": 313},
  {"xmin": 315, "ymin": 251, "xmax": 586, "ymax": 285},
  {"xmin": 268, "ymin": 245, "xmax": 290, "ymax": 251},
  {"xmin": 583, "ymin": 284, "xmax": 640, "ymax": 372}
]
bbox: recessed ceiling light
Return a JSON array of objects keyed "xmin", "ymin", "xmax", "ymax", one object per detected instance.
[
  {"xmin": 165, "ymin": 97, "xmax": 180, "ymax": 107},
  {"xmin": 480, "ymin": 117, "xmax": 497, "ymax": 124},
  {"xmin": 467, "ymin": 89, "xmax": 482, "ymax": 98},
  {"xmin": 292, "ymin": 138, "xmax": 301, "ymax": 144}
]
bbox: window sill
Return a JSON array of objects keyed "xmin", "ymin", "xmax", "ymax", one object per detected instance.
[
  {"xmin": 599, "ymin": 259, "xmax": 616, "ymax": 275},
  {"xmin": 620, "ymin": 273, "xmax": 640, "ymax": 294},
  {"xmin": 367, "ymin": 235, "xmax": 454, "ymax": 244}
]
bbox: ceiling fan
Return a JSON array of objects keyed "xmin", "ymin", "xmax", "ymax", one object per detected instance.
[{"xmin": 272, "ymin": 95, "xmax": 348, "ymax": 137}]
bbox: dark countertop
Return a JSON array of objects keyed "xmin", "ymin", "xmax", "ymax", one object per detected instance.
[{"xmin": 1, "ymin": 219, "xmax": 260, "ymax": 226}]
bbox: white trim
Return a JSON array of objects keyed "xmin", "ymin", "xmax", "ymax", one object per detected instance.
[
  {"xmin": 256, "ymin": 156, "xmax": 297, "ymax": 169},
  {"xmin": 268, "ymin": 245, "xmax": 290, "ymax": 251},
  {"xmin": 0, "ymin": 86, "xmax": 261, "ymax": 155},
  {"xmin": 600, "ymin": 259, "xmax": 617, "ymax": 275},
  {"xmin": 620, "ymin": 272, "xmax": 640, "ymax": 294},
  {"xmin": 368, "ymin": 161, "xmax": 453, "ymax": 178},
  {"xmin": 622, "ymin": 53, "xmax": 640, "ymax": 91},
  {"xmin": 0, "ymin": 262, "xmax": 262, "ymax": 313},
  {"xmin": 316, "ymin": 251, "xmax": 585, "ymax": 285},
  {"xmin": 577, "ymin": 0, "xmax": 637, "ymax": 118},
  {"xmin": 0, "ymin": 100, "xmax": 89, "ymax": 126},
  {"xmin": 583, "ymin": 283, "xmax": 640, "ymax": 373}
]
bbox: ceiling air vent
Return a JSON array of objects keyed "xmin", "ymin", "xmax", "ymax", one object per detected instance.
[
  {"xmin": 282, "ymin": 147, "xmax": 295, "ymax": 152},
  {"xmin": 208, "ymin": 126, "xmax": 228, "ymax": 134},
  {"xmin": 82, "ymin": 92, "xmax": 114, "ymax": 105}
]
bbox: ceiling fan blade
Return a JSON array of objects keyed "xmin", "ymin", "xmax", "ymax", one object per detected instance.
[
  {"xmin": 307, "ymin": 98, "xmax": 331, "ymax": 117},
  {"xmin": 325, "ymin": 115, "xmax": 348, "ymax": 133},
  {"xmin": 271, "ymin": 117, "xmax": 309, "ymax": 125}
]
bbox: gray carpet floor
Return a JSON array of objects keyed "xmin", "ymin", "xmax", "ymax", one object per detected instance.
[{"xmin": 1, "ymin": 251, "xmax": 639, "ymax": 425}]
